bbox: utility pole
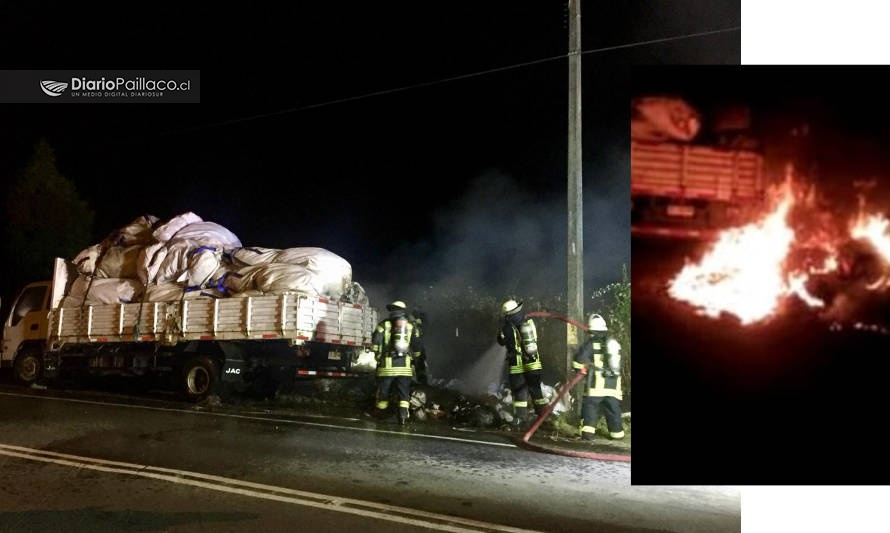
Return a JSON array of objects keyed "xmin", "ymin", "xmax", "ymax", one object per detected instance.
[{"xmin": 566, "ymin": 0, "xmax": 583, "ymax": 384}]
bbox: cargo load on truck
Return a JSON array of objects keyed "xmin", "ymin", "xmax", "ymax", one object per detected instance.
[
  {"xmin": 1, "ymin": 212, "xmax": 379, "ymax": 402},
  {"xmin": 631, "ymin": 95, "xmax": 702, "ymax": 142},
  {"xmin": 64, "ymin": 212, "xmax": 368, "ymax": 306}
]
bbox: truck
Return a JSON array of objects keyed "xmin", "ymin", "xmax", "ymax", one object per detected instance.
[
  {"xmin": 631, "ymin": 96, "xmax": 767, "ymax": 239},
  {"xmin": 1, "ymin": 257, "xmax": 378, "ymax": 402}
]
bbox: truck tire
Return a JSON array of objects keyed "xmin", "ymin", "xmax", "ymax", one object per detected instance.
[
  {"xmin": 13, "ymin": 349, "xmax": 43, "ymax": 386},
  {"xmin": 181, "ymin": 356, "xmax": 218, "ymax": 403}
]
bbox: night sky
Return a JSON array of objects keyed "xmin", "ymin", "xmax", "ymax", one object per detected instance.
[{"xmin": 0, "ymin": 2, "xmax": 739, "ymax": 312}]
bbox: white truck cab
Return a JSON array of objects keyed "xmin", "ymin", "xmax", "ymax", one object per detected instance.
[{"xmin": 1, "ymin": 280, "xmax": 52, "ymax": 384}]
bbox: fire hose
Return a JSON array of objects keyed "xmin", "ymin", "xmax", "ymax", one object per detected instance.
[
  {"xmin": 526, "ymin": 311, "xmax": 589, "ymax": 331},
  {"xmin": 521, "ymin": 369, "xmax": 586, "ymax": 443},
  {"xmin": 515, "ymin": 368, "xmax": 630, "ymax": 462},
  {"xmin": 515, "ymin": 311, "xmax": 631, "ymax": 462},
  {"xmin": 524, "ymin": 311, "xmax": 590, "ymax": 445}
]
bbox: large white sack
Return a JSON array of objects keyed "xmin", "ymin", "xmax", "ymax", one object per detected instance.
[
  {"xmin": 67, "ymin": 276, "xmax": 143, "ymax": 305},
  {"xmin": 154, "ymin": 241, "xmax": 192, "ymax": 285},
  {"xmin": 95, "ymin": 245, "xmax": 142, "ymax": 279},
  {"xmin": 153, "ymin": 212, "xmax": 203, "ymax": 242},
  {"xmin": 74, "ymin": 216, "xmax": 159, "ymax": 277},
  {"xmin": 143, "ymin": 282, "xmax": 205, "ymax": 302},
  {"xmin": 137, "ymin": 242, "xmax": 167, "ymax": 286},
  {"xmin": 254, "ymin": 263, "xmax": 321, "ymax": 295},
  {"xmin": 66, "ymin": 275, "xmax": 91, "ymax": 300},
  {"xmin": 273, "ymin": 247, "xmax": 350, "ymax": 273},
  {"xmin": 231, "ymin": 247, "xmax": 281, "ymax": 266},
  {"xmin": 73, "ymin": 244, "xmax": 104, "ymax": 276},
  {"xmin": 204, "ymin": 264, "xmax": 236, "ymax": 292},
  {"xmin": 107, "ymin": 215, "xmax": 160, "ymax": 246},
  {"xmin": 170, "ymin": 221, "xmax": 242, "ymax": 249},
  {"xmin": 631, "ymin": 96, "xmax": 701, "ymax": 142},
  {"xmin": 272, "ymin": 247, "xmax": 352, "ymax": 298},
  {"xmin": 221, "ymin": 265, "xmax": 265, "ymax": 294},
  {"xmin": 144, "ymin": 282, "xmax": 185, "ymax": 302},
  {"xmin": 222, "ymin": 263, "xmax": 321, "ymax": 295},
  {"xmin": 185, "ymin": 246, "xmax": 223, "ymax": 289}
]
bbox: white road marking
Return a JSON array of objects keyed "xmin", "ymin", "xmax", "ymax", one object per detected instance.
[{"xmin": 0, "ymin": 443, "xmax": 539, "ymax": 533}]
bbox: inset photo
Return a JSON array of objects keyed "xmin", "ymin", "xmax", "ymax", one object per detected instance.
[{"xmin": 631, "ymin": 65, "xmax": 890, "ymax": 485}]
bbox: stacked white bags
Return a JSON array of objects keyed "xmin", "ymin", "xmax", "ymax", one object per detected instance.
[
  {"xmin": 631, "ymin": 96, "xmax": 701, "ymax": 142},
  {"xmin": 61, "ymin": 212, "xmax": 366, "ymax": 307}
]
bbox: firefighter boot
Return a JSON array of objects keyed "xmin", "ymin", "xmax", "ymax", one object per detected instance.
[{"xmin": 511, "ymin": 406, "xmax": 529, "ymax": 431}]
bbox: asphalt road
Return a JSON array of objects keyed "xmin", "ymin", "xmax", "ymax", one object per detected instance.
[
  {"xmin": 0, "ymin": 381, "xmax": 739, "ymax": 533},
  {"xmin": 632, "ymin": 236, "xmax": 890, "ymax": 485}
]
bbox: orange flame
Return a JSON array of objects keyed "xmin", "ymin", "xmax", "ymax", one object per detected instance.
[
  {"xmin": 668, "ymin": 185, "xmax": 802, "ymax": 324},
  {"xmin": 850, "ymin": 213, "xmax": 890, "ymax": 291},
  {"xmin": 852, "ymin": 214, "xmax": 890, "ymax": 263},
  {"xmin": 666, "ymin": 172, "xmax": 890, "ymax": 326}
]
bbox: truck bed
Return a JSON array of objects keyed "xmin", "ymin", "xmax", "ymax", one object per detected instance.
[
  {"xmin": 631, "ymin": 140, "xmax": 764, "ymax": 200},
  {"xmin": 47, "ymin": 293, "xmax": 377, "ymax": 349}
]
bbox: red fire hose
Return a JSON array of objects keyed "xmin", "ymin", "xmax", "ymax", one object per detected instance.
[
  {"xmin": 521, "ymin": 369, "xmax": 586, "ymax": 443},
  {"xmin": 516, "ymin": 311, "xmax": 631, "ymax": 462},
  {"xmin": 524, "ymin": 310, "xmax": 589, "ymax": 442},
  {"xmin": 526, "ymin": 311, "xmax": 589, "ymax": 331},
  {"xmin": 524, "ymin": 311, "xmax": 589, "ymax": 444},
  {"xmin": 515, "ymin": 369, "xmax": 630, "ymax": 462}
]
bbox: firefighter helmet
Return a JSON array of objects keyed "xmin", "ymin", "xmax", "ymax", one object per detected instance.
[
  {"xmin": 502, "ymin": 299, "xmax": 523, "ymax": 315},
  {"xmin": 588, "ymin": 314, "xmax": 608, "ymax": 331},
  {"xmin": 387, "ymin": 300, "xmax": 407, "ymax": 312}
]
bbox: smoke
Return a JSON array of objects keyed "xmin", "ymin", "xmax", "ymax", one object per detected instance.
[
  {"xmin": 364, "ymin": 154, "xmax": 629, "ymax": 384},
  {"xmin": 447, "ymin": 343, "xmax": 507, "ymax": 397}
]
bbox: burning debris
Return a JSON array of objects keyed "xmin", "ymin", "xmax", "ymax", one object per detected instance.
[
  {"xmin": 666, "ymin": 174, "xmax": 890, "ymax": 328},
  {"xmin": 447, "ymin": 381, "xmax": 570, "ymax": 429}
]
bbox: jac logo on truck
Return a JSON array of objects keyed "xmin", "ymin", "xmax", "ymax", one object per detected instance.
[{"xmin": 225, "ymin": 367, "xmax": 241, "ymax": 375}]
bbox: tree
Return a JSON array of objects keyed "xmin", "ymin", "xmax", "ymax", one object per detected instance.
[
  {"xmin": 609, "ymin": 264, "xmax": 631, "ymax": 401},
  {"xmin": 3, "ymin": 138, "xmax": 94, "ymax": 292}
]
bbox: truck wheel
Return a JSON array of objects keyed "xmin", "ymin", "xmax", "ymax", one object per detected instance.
[
  {"xmin": 14, "ymin": 349, "xmax": 43, "ymax": 386},
  {"xmin": 181, "ymin": 357, "xmax": 218, "ymax": 402}
]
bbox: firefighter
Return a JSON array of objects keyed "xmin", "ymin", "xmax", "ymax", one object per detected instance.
[
  {"xmin": 497, "ymin": 299, "xmax": 548, "ymax": 428},
  {"xmin": 371, "ymin": 300, "xmax": 424, "ymax": 425},
  {"xmin": 572, "ymin": 313, "xmax": 625, "ymax": 441},
  {"xmin": 409, "ymin": 310, "xmax": 429, "ymax": 385}
]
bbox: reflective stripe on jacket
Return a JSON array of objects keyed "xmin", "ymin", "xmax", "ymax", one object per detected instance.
[
  {"xmin": 499, "ymin": 317, "xmax": 543, "ymax": 374},
  {"xmin": 372, "ymin": 318, "xmax": 421, "ymax": 377},
  {"xmin": 572, "ymin": 334, "xmax": 622, "ymax": 400}
]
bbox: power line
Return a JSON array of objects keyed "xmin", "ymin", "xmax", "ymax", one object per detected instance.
[
  {"xmin": 580, "ymin": 26, "xmax": 740, "ymax": 56},
  {"xmin": 164, "ymin": 26, "xmax": 740, "ymax": 135}
]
